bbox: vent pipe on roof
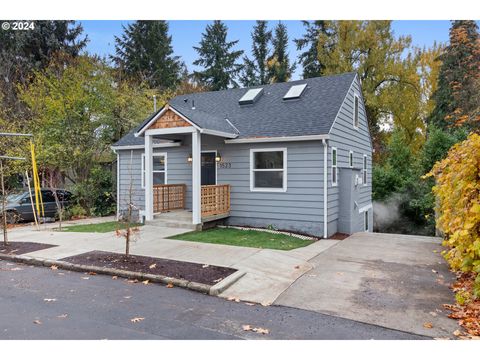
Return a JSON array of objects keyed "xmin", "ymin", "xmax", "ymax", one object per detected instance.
[{"xmin": 192, "ymin": 100, "xmax": 195, "ymax": 110}]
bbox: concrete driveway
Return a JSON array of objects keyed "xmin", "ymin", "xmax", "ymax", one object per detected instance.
[{"xmin": 275, "ymin": 232, "xmax": 458, "ymax": 338}]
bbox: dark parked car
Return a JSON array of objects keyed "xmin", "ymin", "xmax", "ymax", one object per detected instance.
[{"xmin": 1, "ymin": 189, "xmax": 73, "ymax": 223}]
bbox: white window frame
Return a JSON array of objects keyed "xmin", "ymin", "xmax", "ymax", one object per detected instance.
[
  {"xmin": 250, "ymin": 148, "xmax": 287, "ymax": 192},
  {"xmin": 353, "ymin": 94, "xmax": 360, "ymax": 130},
  {"xmin": 363, "ymin": 154, "xmax": 368, "ymax": 186},
  {"xmin": 364, "ymin": 210, "xmax": 369, "ymax": 232},
  {"xmin": 142, "ymin": 152, "xmax": 167, "ymax": 189},
  {"xmin": 349, "ymin": 150, "xmax": 354, "ymax": 168},
  {"xmin": 331, "ymin": 147, "xmax": 338, "ymax": 187}
]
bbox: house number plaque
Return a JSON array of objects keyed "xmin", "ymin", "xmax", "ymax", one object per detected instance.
[{"xmin": 218, "ymin": 162, "xmax": 231, "ymax": 169}]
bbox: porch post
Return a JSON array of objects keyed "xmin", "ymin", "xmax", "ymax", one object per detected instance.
[
  {"xmin": 192, "ymin": 130, "xmax": 202, "ymax": 224},
  {"xmin": 144, "ymin": 133, "xmax": 154, "ymax": 221}
]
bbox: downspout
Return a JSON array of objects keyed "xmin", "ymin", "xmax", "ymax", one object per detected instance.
[{"xmin": 322, "ymin": 139, "xmax": 328, "ymax": 239}]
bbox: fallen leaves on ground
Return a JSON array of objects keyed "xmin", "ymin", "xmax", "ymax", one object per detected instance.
[
  {"xmin": 444, "ymin": 272, "xmax": 480, "ymax": 338},
  {"xmin": 244, "ymin": 302, "xmax": 255, "ymax": 306},
  {"xmin": 87, "ymin": 272, "xmax": 97, "ymax": 276},
  {"xmin": 423, "ymin": 322, "xmax": 433, "ymax": 329},
  {"xmin": 43, "ymin": 298, "xmax": 57, "ymax": 302},
  {"xmin": 57, "ymin": 314, "xmax": 68, "ymax": 319},
  {"xmin": 112, "ymin": 276, "xmax": 118, "ymax": 280},
  {"xmin": 149, "ymin": 263, "xmax": 156, "ymax": 269},
  {"xmin": 261, "ymin": 301, "xmax": 272, "ymax": 307},
  {"xmin": 142, "ymin": 280, "xmax": 149, "ymax": 285},
  {"xmin": 227, "ymin": 296, "xmax": 240, "ymax": 302},
  {"xmin": 123, "ymin": 296, "xmax": 132, "ymax": 299},
  {"xmin": 166, "ymin": 283, "xmax": 174, "ymax": 288},
  {"xmin": 50, "ymin": 265, "xmax": 58, "ymax": 270},
  {"xmin": 130, "ymin": 317, "xmax": 145, "ymax": 323},
  {"xmin": 33, "ymin": 320, "xmax": 42, "ymax": 325},
  {"xmin": 242, "ymin": 324, "xmax": 270, "ymax": 335},
  {"xmin": 202, "ymin": 264, "xmax": 209, "ymax": 268},
  {"xmin": 81, "ymin": 277, "xmax": 89, "ymax": 280},
  {"xmin": 126, "ymin": 279, "xmax": 138, "ymax": 283},
  {"xmin": 10, "ymin": 267, "xmax": 23, "ymax": 271}
]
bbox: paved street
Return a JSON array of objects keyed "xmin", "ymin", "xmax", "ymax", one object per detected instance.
[{"xmin": 0, "ymin": 260, "xmax": 426, "ymax": 340}]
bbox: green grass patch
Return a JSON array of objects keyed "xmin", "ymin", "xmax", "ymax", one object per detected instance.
[
  {"xmin": 61, "ymin": 221, "xmax": 143, "ymax": 233},
  {"xmin": 168, "ymin": 227, "xmax": 313, "ymax": 250}
]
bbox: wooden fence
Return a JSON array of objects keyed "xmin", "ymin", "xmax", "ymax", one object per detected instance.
[
  {"xmin": 153, "ymin": 184, "xmax": 186, "ymax": 213},
  {"xmin": 201, "ymin": 184, "xmax": 231, "ymax": 218}
]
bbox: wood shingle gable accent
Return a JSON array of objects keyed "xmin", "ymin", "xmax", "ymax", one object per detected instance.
[{"xmin": 149, "ymin": 108, "xmax": 191, "ymax": 129}]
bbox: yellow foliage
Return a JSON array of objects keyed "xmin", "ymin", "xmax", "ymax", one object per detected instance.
[{"xmin": 427, "ymin": 133, "xmax": 480, "ymax": 290}]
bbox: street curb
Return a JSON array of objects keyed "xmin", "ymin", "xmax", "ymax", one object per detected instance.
[
  {"xmin": 209, "ymin": 270, "xmax": 246, "ymax": 296},
  {"xmin": 0, "ymin": 253, "xmax": 242, "ymax": 295}
]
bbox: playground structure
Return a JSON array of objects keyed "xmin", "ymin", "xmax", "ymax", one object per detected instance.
[{"xmin": 0, "ymin": 133, "xmax": 44, "ymax": 243}]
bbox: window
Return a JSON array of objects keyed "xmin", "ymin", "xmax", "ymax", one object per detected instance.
[
  {"xmin": 283, "ymin": 83, "xmax": 307, "ymax": 100},
  {"xmin": 353, "ymin": 94, "xmax": 359, "ymax": 128},
  {"xmin": 142, "ymin": 153, "xmax": 167, "ymax": 188},
  {"xmin": 364, "ymin": 210, "xmax": 369, "ymax": 231},
  {"xmin": 250, "ymin": 148, "xmax": 287, "ymax": 192},
  {"xmin": 239, "ymin": 88, "xmax": 264, "ymax": 105},
  {"xmin": 363, "ymin": 154, "xmax": 367, "ymax": 185},
  {"xmin": 332, "ymin": 147, "xmax": 338, "ymax": 186},
  {"xmin": 349, "ymin": 150, "xmax": 354, "ymax": 168}
]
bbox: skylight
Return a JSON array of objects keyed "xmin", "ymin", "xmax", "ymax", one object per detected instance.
[
  {"xmin": 283, "ymin": 83, "xmax": 307, "ymax": 100},
  {"xmin": 239, "ymin": 88, "xmax": 264, "ymax": 105}
]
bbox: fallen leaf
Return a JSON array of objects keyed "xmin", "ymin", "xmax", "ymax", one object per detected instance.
[
  {"xmin": 81, "ymin": 277, "xmax": 89, "ymax": 280},
  {"xmin": 429, "ymin": 311, "xmax": 438, "ymax": 317},
  {"xmin": 50, "ymin": 265, "xmax": 58, "ymax": 270},
  {"xmin": 112, "ymin": 276, "xmax": 118, "ymax": 280},
  {"xmin": 244, "ymin": 302, "xmax": 255, "ymax": 306},
  {"xmin": 33, "ymin": 320, "xmax": 42, "ymax": 325},
  {"xmin": 57, "ymin": 314, "xmax": 68, "ymax": 318},
  {"xmin": 87, "ymin": 272, "xmax": 97, "ymax": 276},
  {"xmin": 423, "ymin": 322, "xmax": 433, "ymax": 329},
  {"xmin": 142, "ymin": 280, "xmax": 149, "ymax": 285},
  {"xmin": 336, "ymin": 272, "xmax": 344, "ymax": 276},
  {"xmin": 126, "ymin": 279, "xmax": 138, "ymax": 283},
  {"xmin": 453, "ymin": 329, "xmax": 462, "ymax": 337},
  {"xmin": 432, "ymin": 269, "xmax": 438, "ymax": 274},
  {"xmin": 166, "ymin": 283, "xmax": 174, "ymax": 288},
  {"xmin": 213, "ymin": 278, "xmax": 223, "ymax": 283},
  {"xmin": 130, "ymin": 317, "xmax": 145, "ymax": 323},
  {"xmin": 202, "ymin": 264, "xmax": 209, "ymax": 268},
  {"xmin": 10, "ymin": 267, "xmax": 23, "ymax": 271},
  {"xmin": 57, "ymin": 272, "xmax": 65, "ymax": 276},
  {"xmin": 43, "ymin": 298, "xmax": 57, "ymax": 302},
  {"xmin": 261, "ymin": 301, "xmax": 271, "ymax": 307},
  {"xmin": 294, "ymin": 265, "xmax": 300, "ymax": 269},
  {"xmin": 123, "ymin": 296, "xmax": 132, "ymax": 299},
  {"xmin": 253, "ymin": 327, "xmax": 270, "ymax": 335},
  {"xmin": 149, "ymin": 264, "xmax": 157, "ymax": 269},
  {"xmin": 242, "ymin": 324, "xmax": 252, "ymax": 331}
]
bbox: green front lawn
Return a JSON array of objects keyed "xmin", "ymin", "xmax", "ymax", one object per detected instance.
[
  {"xmin": 169, "ymin": 227, "xmax": 313, "ymax": 250},
  {"xmin": 61, "ymin": 221, "xmax": 143, "ymax": 233}
]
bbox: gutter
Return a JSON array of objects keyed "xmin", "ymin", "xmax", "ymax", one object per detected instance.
[
  {"xmin": 225, "ymin": 134, "xmax": 329, "ymax": 144},
  {"xmin": 322, "ymin": 139, "xmax": 328, "ymax": 239}
]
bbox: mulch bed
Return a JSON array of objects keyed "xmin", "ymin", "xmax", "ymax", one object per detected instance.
[
  {"xmin": 328, "ymin": 233, "xmax": 350, "ymax": 240},
  {"xmin": 444, "ymin": 271, "xmax": 480, "ymax": 339},
  {"xmin": 61, "ymin": 250, "xmax": 236, "ymax": 286},
  {"xmin": 0, "ymin": 242, "xmax": 57, "ymax": 255}
]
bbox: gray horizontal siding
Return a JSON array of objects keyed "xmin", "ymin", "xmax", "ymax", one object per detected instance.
[{"xmin": 328, "ymin": 76, "xmax": 372, "ymax": 231}]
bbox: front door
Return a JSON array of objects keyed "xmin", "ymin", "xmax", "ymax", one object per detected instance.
[{"xmin": 201, "ymin": 152, "xmax": 216, "ymax": 185}]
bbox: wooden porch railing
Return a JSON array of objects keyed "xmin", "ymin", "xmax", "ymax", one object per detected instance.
[
  {"xmin": 201, "ymin": 184, "xmax": 231, "ymax": 218},
  {"xmin": 153, "ymin": 184, "xmax": 186, "ymax": 213}
]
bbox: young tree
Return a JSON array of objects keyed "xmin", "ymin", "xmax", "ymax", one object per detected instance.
[
  {"xmin": 112, "ymin": 21, "xmax": 184, "ymax": 90},
  {"xmin": 240, "ymin": 21, "xmax": 272, "ymax": 86},
  {"xmin": 193, "ymin": 21, "xmax": 244, "ymax": 90},
  {"xmin": 267, "ymin": 22, "xmax": 295, "ymax": 83},
  {"xmin": 429, "ymin": 21, "xmax": 480, "ymax": 130},
  {"xmin": 294, "ymin": 20, "xmax": 330, "ymax": 79}
]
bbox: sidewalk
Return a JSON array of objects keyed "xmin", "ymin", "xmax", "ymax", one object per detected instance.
[{"xmin": 5, "ymin": 220, "xmax": 339, "ymax": 305}]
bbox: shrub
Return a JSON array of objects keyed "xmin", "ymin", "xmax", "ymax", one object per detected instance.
[{"xmin": 426, "ymin": 132, "xmax": 480, "ymax": 297}]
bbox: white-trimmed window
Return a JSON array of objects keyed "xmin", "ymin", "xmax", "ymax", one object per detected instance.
[
  {"xmin": 364, "ymin": 210, "xmax": 369, "ymax": 231},
  {"xmin": 331, "ymin": 147, "xmax": 338, "ymax": 186},
  {"xmin": 142, "ymin": 153, "xmax": 167, "ymax": 189},
  {"xmin": 363, "ymin": 154, "xmax": 367, "ymax": 185},
  {"xmin": 353, "ymin": 94, "xmax": 359, "ymax": 129},
  {"xmin": 250, "ymin": 148, "xmax": 287, "ymax": 192},
  {"xmin": 349, "ymin": 150, "xmax": 354, "ymax": 168}
]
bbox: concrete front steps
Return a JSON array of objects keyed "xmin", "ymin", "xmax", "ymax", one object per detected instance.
[{"xmin": 147, "ymin": 210, "xmax": 200, "ymax": 230}]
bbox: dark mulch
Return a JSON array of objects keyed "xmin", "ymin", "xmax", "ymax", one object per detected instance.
[
  {"xmin": 61, "ymin": 250, "xmax": 236, "ymax": 286},
  {"xmin": 328, "ymin": 233, "xmax": 351, "ymax": 240},
  {"xmin": 0, "ymin": 242, "xmax": 57, "ymax": 255}
]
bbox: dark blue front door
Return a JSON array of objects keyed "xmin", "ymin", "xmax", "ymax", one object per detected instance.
[{"xmin": 201, "ymin": 152, "xmax": 216, "ymax": 185}]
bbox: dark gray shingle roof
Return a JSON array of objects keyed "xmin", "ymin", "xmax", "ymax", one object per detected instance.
[{"xmin": 113, "ymin": 72, "xmax": 356, "ymax": 147}]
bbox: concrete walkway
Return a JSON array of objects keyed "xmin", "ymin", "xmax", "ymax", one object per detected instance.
[
  {"xmin": 275, "ymin": 232, "xmax": 458, "ymax": 338},
  {"xmin": 6, "ymin": 219, "xmax": 339, "ymax": 305}
]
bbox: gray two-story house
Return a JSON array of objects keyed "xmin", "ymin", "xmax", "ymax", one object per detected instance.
[{"xmin": 112, "ymin": 72, "xmax": 372, "ymax": 238}]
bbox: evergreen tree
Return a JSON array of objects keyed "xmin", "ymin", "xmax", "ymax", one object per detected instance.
[
  {"xmin": 240, "ymin": 20, "xmax": 272, "ymax": 86},
  {"xmin": 294, "ymin": 20, "xmax": 329, "ymax": 78},
  {"xmin": 113, "ymin": 21, "xmax": 183, "ymax": 89},
  {"xmin": 429, "ymin": 20, "xmax": 480, "ymax": 130},
  {"xmin": 267, "ymin": 22, "xmax": 295, "ymax": 83},
  {"xmin": 193, "ymin": 21, "xmax": 244, "ymax": 90}
]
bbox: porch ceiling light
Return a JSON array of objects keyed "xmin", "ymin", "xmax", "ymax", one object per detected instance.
[{"xmin": 215, "ymin": 153, "xmax": 222, "ymax": 162}]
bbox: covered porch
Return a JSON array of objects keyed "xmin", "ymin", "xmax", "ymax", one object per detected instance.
[{"xmin": 137, "ymin": 104, "xmax": 238, "ymax": 225}]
